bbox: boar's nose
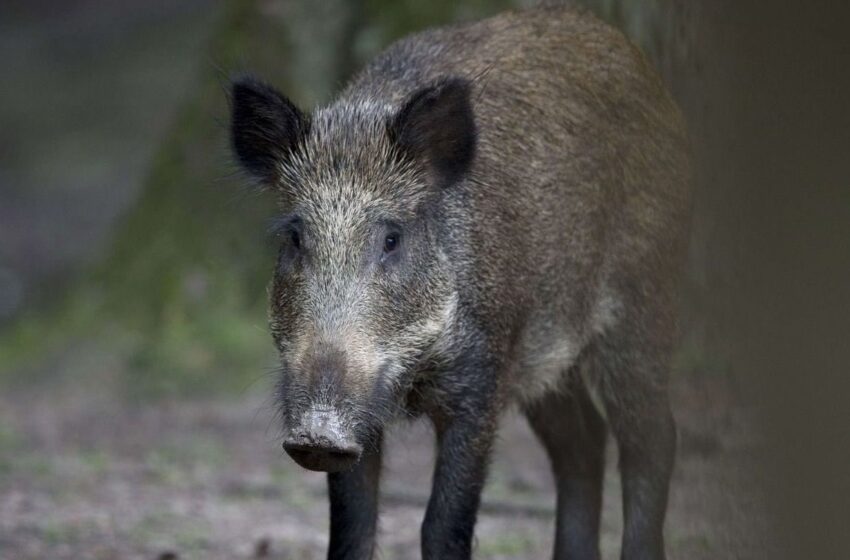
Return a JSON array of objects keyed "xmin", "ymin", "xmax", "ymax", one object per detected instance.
[{"xmin": 282, "ymin": 406, "xmax": 362, "ymax": 472}]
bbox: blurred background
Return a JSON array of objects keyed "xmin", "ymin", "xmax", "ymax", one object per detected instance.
[{"xmin": 0, "ymin": 0, "xmax": 847, "ymax": 558}]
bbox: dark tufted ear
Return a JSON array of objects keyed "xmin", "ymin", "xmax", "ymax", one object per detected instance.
[
  {"xmin": 390, "ymin": 77, "xmax": 477, "ymax": 186},
  {"xmin": 230, "ymin": 76, "xmax": 310, "ymax": 184}
]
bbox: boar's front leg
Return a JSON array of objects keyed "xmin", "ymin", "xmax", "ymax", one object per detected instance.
[
  {"xmin": 327, "ymin": 438, "xmax": 382, "ymax": 560},
  {"xmin": 421, "ymin": 379, "xmax": 500, "ymax": 560}
]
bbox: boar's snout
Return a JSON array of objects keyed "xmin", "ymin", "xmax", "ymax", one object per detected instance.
[{"xmin": 282, "ymin": 406, "xmax": 362, "ymax": 472}]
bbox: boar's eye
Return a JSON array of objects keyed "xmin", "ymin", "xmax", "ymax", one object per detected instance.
[
  {"xmin": 378, "ymin": 223, "xmax": 403, "ymax": 267},
  {"xmin": 383, "ymin": 232, "xmax": 399, "ymax": 254},
  {"xmin": 269, "ymin": 215, "xmax": 303, "ymax": 268}
]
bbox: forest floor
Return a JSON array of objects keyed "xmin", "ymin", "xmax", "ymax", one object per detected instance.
[{"xmin": 0, "ymin": 355, "xmax": 777, "ymax": 560}]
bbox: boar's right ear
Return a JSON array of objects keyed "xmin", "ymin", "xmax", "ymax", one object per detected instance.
[
  {"xmin": 390, "ymin": 77, "xmax": 477, "ymax": 187},
  {"xmin": 230, "ymin": 77, "xmax": 309, "ymax": 185}
]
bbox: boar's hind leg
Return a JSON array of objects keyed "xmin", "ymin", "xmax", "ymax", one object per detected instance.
[
  {"xmin": 525, "ymin": 369, "xmax": 608, "ymax": 560},
  {"xmin": 594, "ymin": 313, "xmax": 676, "ymax": 560},
  {"xmin": 327, "ymin": 440, "xmax": 382, "ymax": 560}
]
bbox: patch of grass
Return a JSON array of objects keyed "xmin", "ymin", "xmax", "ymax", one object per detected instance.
[
  {"xmin": 0, "ymin": 425, "xmax": 22, "ymax": 477},
  {"xmin": 182, "ymin": 436, "xmax": 232, "ymax": 467},
  {"xmin": 269, "ymin": 463, "xmax": 294, "ymax": 485},
  {"xmin": 478, "ymin": 531, "xmax": 538, "ymax": 557},
  {"xmin": 125, "ymin": 304, "xmax": 274, "ymax": 400},
  {"xmin": 40, "ymin": 521, "xmax": 88, "ymax": 546},
  {"xmin": 0, "ymin": 424, "xmax": 21, "ymax": 454},
  {"xmin": 0, "ymin": 452, "xmax": 54, "ymax": 480},
  {"xmin": 144, "ymin": 450, "xmax": 187, "ymax": 485},
  {"xmin": 272, "ymin": 465, "xmax": 316, "ymax": 511},
  {"xmin": 0, "ymin": 289, "xmax": 101, "ymax": 384},
  {"xmin": 130, "ymin": 512, "xmax": 211, "ymax": 558},
  {"xmin": 143, "ymin": 436, "xmax": 232, "ymax": 485},
  {"xmin": 77, "ymin": 449, "xmax": 112, "ymax": 475}
]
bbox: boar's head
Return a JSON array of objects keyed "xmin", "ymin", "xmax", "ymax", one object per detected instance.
[{"xmin": 230, "ymin": 76, "xmax": 475, "ymax": 472}]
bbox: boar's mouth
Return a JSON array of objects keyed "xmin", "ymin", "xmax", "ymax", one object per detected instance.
[
  {"xmin": 283, "ymin": 438, "xmax": 363, "ymax": 472},
  {"xmin": 282, "ymin": 406, "xmax": 364, "ymax": 472},
  {"xmin": 277, "ymin": 357, "xmax": 406, "ymax": 472}
]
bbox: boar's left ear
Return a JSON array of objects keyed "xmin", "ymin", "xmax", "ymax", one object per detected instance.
[
  {"xmin": 390, "ymin": 77, "xmax": 477, "ymax": 187},
  {"xmin": 230, "ymin": 76, "xmax": 310, "ymax": 185}
]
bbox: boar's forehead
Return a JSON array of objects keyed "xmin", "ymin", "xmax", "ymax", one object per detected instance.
[{"xmin": 279, "ymin": 102, "xmax": 429, "ymax": 219}]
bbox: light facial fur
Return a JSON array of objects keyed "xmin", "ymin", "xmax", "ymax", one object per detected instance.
[{"xmin": 263, "ymin": 97, "xmax": 463, "ymax": 447}]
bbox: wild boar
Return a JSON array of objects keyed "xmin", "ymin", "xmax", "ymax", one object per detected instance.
[{"xmin": 230, "ymin": 6, "xmax": 690, "ymax": 560}]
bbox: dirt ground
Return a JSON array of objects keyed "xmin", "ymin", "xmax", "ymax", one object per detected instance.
[{"xmin": 0, "ymin": 363, "xmax": 777, "ymax": 560}]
